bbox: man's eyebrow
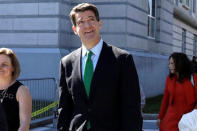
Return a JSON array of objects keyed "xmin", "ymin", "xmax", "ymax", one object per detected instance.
[
  {"xmin": 2, "ymin": 61, "xmax": 8, "ymax": 63},
  {"xmin": 76, "ymin": 16, "xmax": 95, "ymax": 22},
  {"xmin": 88, "ymin": 16, "xmax": 95, "ymax": 18}
]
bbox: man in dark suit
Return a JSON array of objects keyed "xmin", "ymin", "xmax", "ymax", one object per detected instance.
[{"xmin": 57, "ymin": 3, "xmax": 142, "ymax": 131}]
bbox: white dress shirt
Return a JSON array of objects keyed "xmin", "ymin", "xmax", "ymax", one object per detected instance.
[{"xmin": 81, "ymin": 39, "xmax": 103, "ymax": 80}]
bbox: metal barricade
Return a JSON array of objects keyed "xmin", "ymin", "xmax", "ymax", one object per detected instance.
[{"xmin": 18, "ymin": 77, "xmax": 58, "ymax": 127}]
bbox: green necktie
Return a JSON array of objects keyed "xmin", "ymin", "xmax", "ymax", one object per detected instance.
[
  {"xmin": 83, "ymin": 51, "xmax": 93, "ymax": 130},
  {"xmin": 84, "ymin": 51, "xmax": 93, "ymax": 96}
]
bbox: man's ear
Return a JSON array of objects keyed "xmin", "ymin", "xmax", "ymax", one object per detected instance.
[{"xmin": 72, "ymin": 26, "xmax": 78, "ymax": 35}]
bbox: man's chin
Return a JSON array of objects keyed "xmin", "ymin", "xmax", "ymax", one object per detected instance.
[
  {"xmin": 83, "ymin": 37, "xmax": 97, "ymax": 43},
  {"xmin": 84, "ymin": 34, "xmax": 95, "ymax": 39}
]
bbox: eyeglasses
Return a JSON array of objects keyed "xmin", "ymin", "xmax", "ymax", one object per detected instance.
[{"xmin": 76, "ymin": 17, "xmax": 97, "ymax": 27}]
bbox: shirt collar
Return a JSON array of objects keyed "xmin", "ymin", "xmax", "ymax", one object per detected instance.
[{"xmin": 82, "ymin": 38, "xmax": 103, "ymax": 57}]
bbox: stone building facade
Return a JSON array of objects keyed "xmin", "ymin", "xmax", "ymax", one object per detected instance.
[{"xmin": 0, "ymin": 0, "xmax": 196, "ymax": 97}]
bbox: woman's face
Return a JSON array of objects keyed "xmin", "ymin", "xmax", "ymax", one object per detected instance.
[
  {"xmin": 169, "ymin": 57, "xmax": 176, "ymax": 74},
  {"xmin": 0, "ymin": 54, "xmax": 13, "ymax": 79}
]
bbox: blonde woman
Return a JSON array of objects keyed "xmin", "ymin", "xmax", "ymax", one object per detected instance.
[{"xmin": 0, "ymin": 48, "xmax": 32, "ymax": 131}]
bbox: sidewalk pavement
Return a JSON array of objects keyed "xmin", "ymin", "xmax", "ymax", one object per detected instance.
[
  {"xmin": 143, "ymin": 113, "xmax": 158, "ymax": 120},
  {"xmin": 30, "ymin": 113, "xmax": 158, "ymax": 131},
  {"xmin": 30, "ymin": 124, "xmax": 56, "ymax": 131}
]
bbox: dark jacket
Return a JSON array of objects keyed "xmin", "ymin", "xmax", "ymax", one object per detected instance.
[
  {"xmin": 0, "ymin": 103, "xmax": 8, "ymax": 131},
  {"xmin": 57, "ymin": 42, "xmax": 143, "ymax": 131},
  {"xmin": 193, "ymin": 62, "xmax": 197, "ymax": 73}
]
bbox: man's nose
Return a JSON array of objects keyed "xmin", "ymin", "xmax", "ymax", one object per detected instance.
[{"xmin": 83, "ymin": 21, "xmax": 91, "ymax": 27}]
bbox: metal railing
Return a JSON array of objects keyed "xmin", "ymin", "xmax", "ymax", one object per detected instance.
[{"xmin": 18, "ymin": 77, "xmax": 58, "ymax": 127}]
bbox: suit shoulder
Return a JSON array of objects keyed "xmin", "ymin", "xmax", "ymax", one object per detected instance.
[
  {"xmin": 61, "ymin": 48, "xmax": 81, "ymax": 63},
  {"xmin": 105, "ymin": 42, "xmax": 131, "ymax": 58}
]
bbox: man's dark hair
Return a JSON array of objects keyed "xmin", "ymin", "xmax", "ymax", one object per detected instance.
[
  {"xmin": 169, "ymin": 52, "xmax": 193, "ymax": 82},
  {"xmin": 70, "ymin": 3, "xmax": 100, "ymax": 26}
]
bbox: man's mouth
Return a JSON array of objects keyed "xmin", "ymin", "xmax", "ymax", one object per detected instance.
[{"xmin": 85, "ymin": 30, "xmax": 93, "ymax": 34}]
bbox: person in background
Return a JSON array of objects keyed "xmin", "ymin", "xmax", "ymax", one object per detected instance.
[
  {"xmin": 0, "ymin": 48, "xmax": 32, "ymax": 131},
  {"xmin": 157, "ymin": 52, "xmax": 197, "ymax": 131},
  {"xmin": 57, "ymin": 2, "xmax": 142, "ymax": 131},
  {"xmin": 192, "ymin": 56, "xmax": 197, "ymax": 73},
  {"xmin": 0, "ymin": 102, "xmax": 8, "ymax": 131}
]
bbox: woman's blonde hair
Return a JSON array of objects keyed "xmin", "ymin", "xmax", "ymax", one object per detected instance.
[{"xmin": 0, "ymin": 48, "xmax": 20, "ymax": 80}]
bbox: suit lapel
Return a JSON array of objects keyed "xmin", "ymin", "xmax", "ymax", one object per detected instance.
[
  {"xmin": 89, "ymin": 42, "xmax": 108, "ymax": 99},
  {"xmin": 73, "ymin": 48, "xmax": 88, "ymax": 100},
  {"xmin": 75, "ymin": 42, "xmax": 108, "ymax": 100}
]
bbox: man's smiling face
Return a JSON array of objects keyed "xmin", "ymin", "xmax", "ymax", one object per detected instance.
[{"xmin": 72, "ymin": 10, "xmax": 102, "ymax": 49}]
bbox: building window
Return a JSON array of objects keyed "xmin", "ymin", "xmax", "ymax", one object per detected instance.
[
  {"xmin": 175, "ymin": 0, "xmax": 179, "ymax": 5},
  {"xmin": 194, "ymin": 35, "xmax": 197, "ymax": 56},
  {"xmin": 181, "ymin": 0, "xmax": 190, "ymax": 6},
  {"xmin": 181, "ymin": 0, "xmax": 190, "ymax": 9},
  {"xmin": 148, "ymin": 16, "xmax": 156, "ymax": 38},
  {"xmin": 182, "ymin": 29, "xmax": 186, "ymax": 53},
  {"xmin": 148, "ymin": 0, "xmax": 156, "ymax": 38},
  {"xmin": 186, "ymin": 0, "xmax": 190, "ymax": 6},
  {"xmin": 193, "ymin": 0, "xmax": 196, "ymax": 13}
]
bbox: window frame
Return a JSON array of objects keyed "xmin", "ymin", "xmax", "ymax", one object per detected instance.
[
  {"xmin": 181, "ymin": 0, "xmax": 190, "ymax": 9},
  {"xmin": 147, "ymin": 0, "xmax": 156, "ymax": 39},
  {"xmin": 193, "ymin": 0, "xmax": 196, "ymax": 13},
  {"xmin": 182, "ymin": 29, "xmax": 186, "ymax": 53}
]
